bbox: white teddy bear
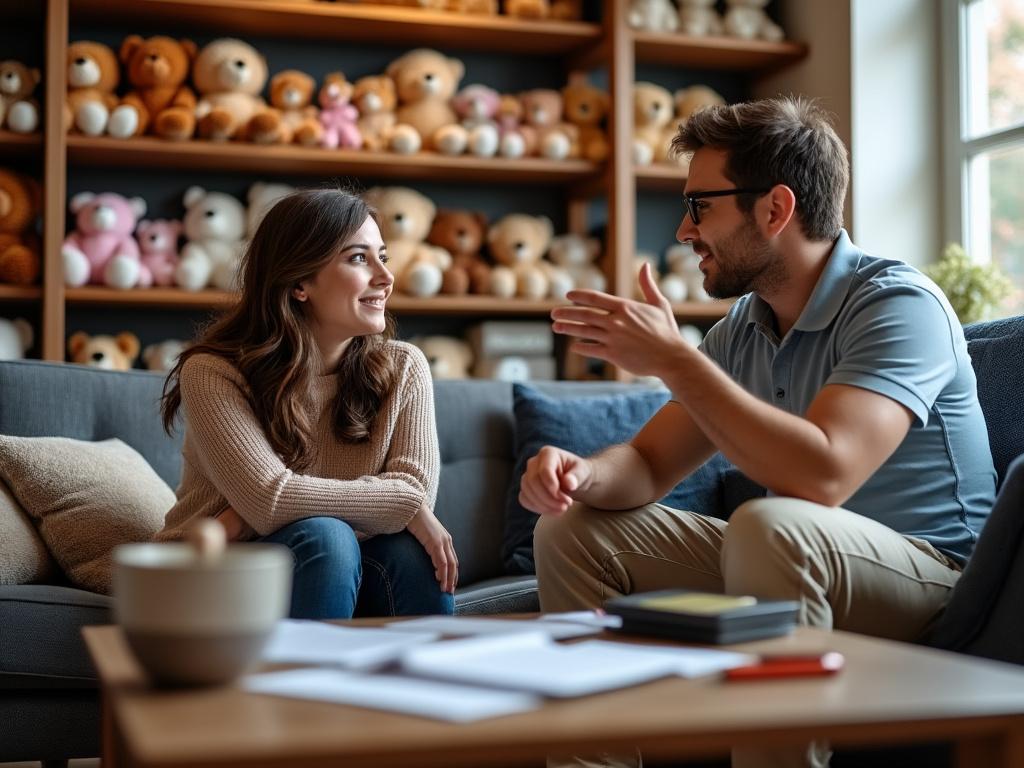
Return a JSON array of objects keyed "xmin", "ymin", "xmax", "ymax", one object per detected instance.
[
  {"xmin": 723, "ymin": 0, "xmax": 784, "ymax": 42},
  {"xmin": 628, "ymin": 0, "xmax": 679, "ymax": 33},
  {"xmin": 661, "ymin": 242, "xmax": 711, "ymax": 303},
  {"xmin": 142, "ymin": 339, "xmax": 187, "ymax": 372},
  {"xmin": 175, "ymin": 186, "xmax": 246, "ymax": 292},
  {"xmin": 246, "ymin": 181, "xmax": 295, "ymax": 239},
  {"xmin": 678, "ymin": 0, "xmax": 724, "ymax": 36},
  {"xmin": 546, "ymin": 234, "xmax": 606, "ymax": 300},
  {"xmin": 0, "ymin": 317, "xmax": 32, "ymax": 360}
]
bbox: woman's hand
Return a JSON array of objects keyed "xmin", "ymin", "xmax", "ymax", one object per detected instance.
[
  {"xmin": 406, "ymin": 503, "xmax": 459, "ymax": 594},
  {"xmin": 214, "ymin": 506, "xmax": 247, "ymax": 542}
]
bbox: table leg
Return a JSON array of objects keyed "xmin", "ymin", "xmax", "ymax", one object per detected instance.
[
  {"xmin": 956, "ymin": 728, "xmax": 1024, "ymax": 768},
  {"xmin": 99, "ymin": 688, "xmax": 121, "ymax": 768}
]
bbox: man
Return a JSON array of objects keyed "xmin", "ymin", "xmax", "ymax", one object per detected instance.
[{"xmin": 523, "ymin": 95, "xmax": 995, "ymax": 674}]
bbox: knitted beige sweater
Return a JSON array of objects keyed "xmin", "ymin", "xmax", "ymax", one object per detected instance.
[{"xmin": 156, "ymin": 341, "xmax": 439, "ymax": 542}]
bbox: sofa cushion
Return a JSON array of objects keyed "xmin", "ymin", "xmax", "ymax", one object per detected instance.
[
  {"xmin": 0, "ymin": 479, "xmax": 58, "ymax": 586},
  {"xmin": 455, "ymin": 575, "xmax": 539, "ymax": 615},
  {"xmin": 504, "ymin": 385, "xmax": 764, "ymax": 575},
  {"xmin": 0, "ymin": 436, "xmax": 175, "ymax": 594},
  {"xmin": 965, "ymin": 315, "xmax": 1024, "ymax": 486}
]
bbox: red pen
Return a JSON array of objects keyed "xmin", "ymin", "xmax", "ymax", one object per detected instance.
[{"xmin": 724, "ymin": 651, "xmax": 845, "ymax": 681}]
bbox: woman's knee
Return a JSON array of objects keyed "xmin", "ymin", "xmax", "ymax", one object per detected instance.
[{"xmin": 282, "ymin": 517, "xmax": 361, "ymax": 573}]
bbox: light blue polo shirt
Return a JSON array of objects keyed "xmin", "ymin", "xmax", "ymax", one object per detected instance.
[{"xmin": 700, "ymin": 230, "xmax": 995, "ymax": 563}]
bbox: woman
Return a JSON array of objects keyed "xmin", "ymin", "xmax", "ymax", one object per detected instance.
[{"xmin": 158, "ymin": 188, "xmax": 456, "ymax": 619}]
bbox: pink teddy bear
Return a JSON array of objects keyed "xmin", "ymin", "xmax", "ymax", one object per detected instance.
[
  {"xmin": 318, "ymin": 72, "xmax": 362, "ymax": 150},
  {"xmin": 61, "ymin": 192, "xmax": 147, "ymax": 289},
  {"xmin": 135, "ymin": 219, "xmax": 182, "ymax": 288}
]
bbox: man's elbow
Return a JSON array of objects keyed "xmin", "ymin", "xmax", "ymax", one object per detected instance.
[{"xmin": 772, "ymin": 474, "xmax": 851, "ymax": 509}]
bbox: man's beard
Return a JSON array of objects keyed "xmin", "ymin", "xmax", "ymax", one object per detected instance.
[{"xmin": 696, "ymin": 218, "xmax": 784, "ymax": 299}]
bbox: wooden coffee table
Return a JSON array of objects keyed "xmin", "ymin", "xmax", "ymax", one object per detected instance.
[{"xmin": 83, "ymin": 621, "xmax": 1024, "ymax": 768}]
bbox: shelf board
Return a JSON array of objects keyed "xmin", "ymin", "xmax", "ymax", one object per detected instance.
[
  {"xmin": 64, "ymin": 287, "xmax": 561, "ymax": 316},
  {"xmin": 0, "ymin": 131, "xmax": 42, "ymax": 158},
  {"xmin": 633, "ymin": 31, "xmax": 808, "ymax": 71},
  {"xmin": 66, "ymin": 136, "xmax": 602, "ymax": 186},
  {"xmin": 0, "ymin": 284, "xmax": 42, "ymax": 302},
  {"xmin": 636, "ymin": 164, "xmax": 687, "ymax": 193},
  {"xmin": 69, "ymin": 0, "xmax": 602, "ymax": 56}
]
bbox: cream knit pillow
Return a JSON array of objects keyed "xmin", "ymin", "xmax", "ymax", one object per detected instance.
[
  {"xmin": 0, "ymin": 478, "xmax": 58, "ymax": 585},
  {"xmin": 0, "ymin": 436, "xmax": 175, "ymax": 594}
]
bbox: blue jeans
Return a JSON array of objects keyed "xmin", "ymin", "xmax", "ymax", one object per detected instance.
[{"xmin": 260, "ymin": 517, "xmax": 455, "ymax": 620}]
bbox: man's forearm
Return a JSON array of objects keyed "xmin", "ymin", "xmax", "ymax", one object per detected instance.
[{"xmin": 575, "ymin": 443, "xmax": 664, "ymax": 511}]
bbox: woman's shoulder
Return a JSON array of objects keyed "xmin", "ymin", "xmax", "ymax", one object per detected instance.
[
  {"xmin": 384, "ymin": 340, "xmax": 431, "ymax": 382},
  {"xmin": 180, "ymin": 352, "xmax": 245, "ymax": 388}
]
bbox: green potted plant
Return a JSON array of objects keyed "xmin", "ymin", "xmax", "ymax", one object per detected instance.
[{"xmin": 925, "ymin": 243, "xmax": 1013, "ymax": 325}]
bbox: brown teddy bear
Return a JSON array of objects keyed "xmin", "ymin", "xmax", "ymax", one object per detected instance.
[
  {"xmin": 353, "ymin": 75, "xmax": 399, "ymax": 152},
  {"xmin": 519, "ymin": 89, "xmax": 577, "ymax": 160},
  {"xmin": 505, "ymin": 0, "xmax": 582, "ymax": 19},
  {"xmin": 67, "ymin": 331, "xmax": 140, "ymax": 371},
  {"xmin": 562, "ymin": 77, "xmax": 609, "ymax": 162},
  {"xmin": 487, "ymin": 213, "xmax": 554, "ymax": 300},
  {"xmin": 633, "ymin": 81, "xmax": 674, "ymax": 165},
  {"xmin": 65, "ymin": 41, "xmax": 120, "ymax": 136},
  {"xmin": 427, "ymin": 209, "xmax": 491, "ymax": 295},
  {"xmin": 192, "ymin": 38, "xmax": 269, "ymax": 142},
  {"xmin": 386, "ymin": 48, "xmax": 464, "ymax": 153},
  {"xmin": 0, "ymin": 60, "xmax": 41, "ymax": 134},
  {"xmin": 248, "ymin": 69, "xmax": 321, "ymax": 145},
  {"xmin": 0, "ymin": 169, "xmax": 41, "ymax": 285},
  {"xmin": 409, "ymin": 335, "xmax": 474, "ymax": 379},
  {"xmin": 116, "ymin": 35, "xmax": 197, "ymax": 141},
  {"xmin": 363, "ymin": 186, "xmax": 451, "ymax": 298}
]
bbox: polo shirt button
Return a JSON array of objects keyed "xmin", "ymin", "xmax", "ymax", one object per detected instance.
[{"xmin": 775, "ymin": 388, "xmax": 785, "ymax": 399}]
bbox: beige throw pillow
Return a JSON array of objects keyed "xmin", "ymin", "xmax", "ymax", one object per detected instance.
[
  {"xmin": 0, "ymin": 478, "xmax": 58, "ymax": 585},
  {"xmin": 0, "ymin": 436, "xmax": 175, "ymax": 594}
]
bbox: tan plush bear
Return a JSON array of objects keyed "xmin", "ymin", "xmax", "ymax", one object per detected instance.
[
  {"xmin": 353, "ymin": 75, "xmax": 398, "ymax": 151},
  {"xmin": 562, "ymin": 77, "xmax": 609, "ymax": 162},
  {"xmin": 65, "ymin": 41, "xmax": 120, "ymax": 136},
  {"xmin": 0, "ymin": 169, "xmax": 41, "ymax": 285},
  {"xmin": 547, "ymin": 233, "xmax": 605, "ymax": 300},
  {"xmin": 664, "ymin": 85, "xmax": 725, "ymax": 171},
  {"xmin": 633, "ymin": 81, "xmax": 674, "ymax": 165},
  {"xmin": 386, "ymin": 48, "xmax": 464, "ymax": 153},
  {"xmin": 487, "ymin": 213, "xmax": 554, "ymax": 300},
  {"xmin": 519, "ymin": 89, "xmax": 576, "ymax": 160},
  {"xmin": 447, "ymin": 0, "xmax": 499, "ymax": 11},
  {"xmin": 248, "ymin": 69, "xmax": 321, "ymax": 145},
  {"xmin": 505, "ymin": 0, "xmax": 582, "ymax": 19},
  {"xmin": 364, "ymin": 186, "xmax": 451, "ymax": 298},
  {"xmin": 0, "ymin": 60, "xmax": 41, "ymax": 134},
  {"xmin": 193, "ymin": 38, "xmax": 269, "ymax": 142},
  {"xmin": 427, "ymin": 209, "xmax": 491, "ymax": 295},
  {"xmin": 67, "ymin": 331, "xmax": 140, "ymax": 371},
  {"xmin": 409, "ymin": 335, "xmax": 474, "ymax": 379},
  {"xmin": 116, "ymin": 36, "xmax": 197, "ymax": 141}
]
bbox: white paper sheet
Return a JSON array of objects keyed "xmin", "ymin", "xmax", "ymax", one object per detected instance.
[
  {"xmin": 261, "ymin": 620, "xmax": 440, "ymax": 670},
  {"xmin": 571, "ymin": 639, "xmax": 757, "ymax": 678},
  {"xmin": 538, "ymin": 611, "xmax": 624, "ymax": 629},
  {"xmin": 243, "ymin": 667, "xmax": 541, "ymax": 722},
  {"xmin": 386, "ymin": 615, "xmax": 603, "ymax": 640}
]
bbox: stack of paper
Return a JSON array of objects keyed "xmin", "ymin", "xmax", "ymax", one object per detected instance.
[{"xmin": 261, "ymin": 620, "xmax": 440, "ymax": 670}]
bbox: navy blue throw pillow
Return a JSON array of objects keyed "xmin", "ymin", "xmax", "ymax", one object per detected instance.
[{"xmin": 504, "ymin": 384, "xmax": 764, "ymax": 575}]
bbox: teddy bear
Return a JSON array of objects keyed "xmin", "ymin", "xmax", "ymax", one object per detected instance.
[
  {"xmin": 519, "ymin": 89, "xmax": 576, "ymax": 160},
  {"xmin": 65, "ymin": 41, "xmax": 120, "ymax": 136},
  {"xmin": 723, "ymin": 0, "xmax": 784, "ymax": 41},
  {"xmin": 663, "ymin": 85, "xmax": 725, "ymax": 171},
  {"xmin": 363, "ymin": 186, "xmax": 451, "ymax": 297},
  {"xmin": 487, "ymin": 213, "xmax": 554, "ymax": 300},
  {"xmin": 678, "ymin": 0, "xmax": 724, "ymax": 36},
  {"xmin": 353, "ymin": 75, "xmax": 401, "ymax": 152},
  {"xmin": 386, "ymin": 48, "xmax": 464, "ymax": 154},
  {"xmin": 436, "ymin": 84, "xmax": 500, "ymax": 157},
  {"xmin": 632, "ymin": 81, "xmax": 674, "ymax": 165},
  {"xmin": 427, "ymin": 209, "xmax": 491, "ymax": 295},
  {"xmin": 248, "ymin": 69, "xmax": 322, "ymax": 146},
  {"xmin": 547, "ymin": 233, "xmax": 605, "ymax": 299},
  {"xmin": 192, "ymin": 38, "xmax": 269, "ymax": 142},
  {"xmin": 0, "ymin": 317, "xmax": 32, "ymax": 360},
  {"xmin": 447, "ymin": 0, "xmax": 498, "ymax": 11},
  {"xmin": 505, "ymin": 0, "xmax": 582, "ymax": 20},
  {"xmin": 662, "ymin": 242, "xmax": 710, "ymax": 302},
  {"xmin": 142, "ymin": 338, "xmax": 187, "ymax": 372},
  {"xmin": 246, "ymin": 181, "xmax": 295, "ymax": 238},
  {"xmin": 0, "ymin": 169, "xmax": 41, "ymax": 285},
  {"xmin": 0, "ymin": 60, "xmax": 41, "ymax": 134},
  {"xmin": 317, "ymin": 72, "xmax": 362, "ymax": 150},
  {"xmin": 62, "ymin": 192, "xmax": 147, "ymax": 289},
  {"xmin": 562, "ymin": 77, "xmax": 609, "ymax": 162},
  {"xmin": 176, "ymin": 186, "xmax": 246, "ymax": 292},
  {"xmin": 628, "ymin": 0, "xmax": 679, "ymax": 32},
  {"xmin": 495, "ymin": 93, "xmax": 536, "ymax": 159},
  {"xmin": 115, "ymin": 35, "xmax": 197, "ymax": 141},
  {"xmin": 135, "ymin": 218, "xmax": 182, "ymax": 287},
  {"xmin": 409, "ymin": 335, "xmax": 474, "ymax": 379},
  {"xmin": 67, "ymin": 331, "xmax": 140, "ymax": 371}
]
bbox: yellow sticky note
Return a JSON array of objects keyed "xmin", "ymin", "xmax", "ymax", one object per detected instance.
[{"xmin": 637, "ymin": 593, "xmax": 758, "ymax": 615}]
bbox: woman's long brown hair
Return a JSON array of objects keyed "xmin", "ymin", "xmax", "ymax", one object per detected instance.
[{"xmin": 161, "ymin": 188, "xmax": 398, "ymax": 472}]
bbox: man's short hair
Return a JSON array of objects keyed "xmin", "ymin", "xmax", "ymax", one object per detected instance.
[{"xmin": 670, "ymin": 96, "xmax": 849, "ymax": 241}]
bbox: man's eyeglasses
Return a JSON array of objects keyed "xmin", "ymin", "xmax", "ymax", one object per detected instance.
[{"xmin": 682, "ymin": 188, "xmax": 770, "ymax": 226}]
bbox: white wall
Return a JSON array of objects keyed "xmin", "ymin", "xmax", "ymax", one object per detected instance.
[{"xmin": 753, "ymin": 0, "xmax": 943, "ymax": 267}]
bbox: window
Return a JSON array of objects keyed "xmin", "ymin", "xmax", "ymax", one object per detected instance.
[{"xmin": 944, "ymin": 0, "xmax": 1024, "ymax": 315}]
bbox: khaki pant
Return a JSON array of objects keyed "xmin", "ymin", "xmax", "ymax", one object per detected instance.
[{"xmin": 537, "ymin": 497, "xmax": 963, "ymax": 768}]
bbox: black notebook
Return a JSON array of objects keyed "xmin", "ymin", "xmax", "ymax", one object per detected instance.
[{"xmin": 605, "ymin": 590, "xmax": 799, "ymax": 645}]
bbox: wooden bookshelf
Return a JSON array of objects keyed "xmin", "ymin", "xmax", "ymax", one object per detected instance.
[
  {"xmin": 0, "ymin": 130, "xmax": 43, "ymax": 159},
  {"xmin": 636, "ymin": 164, "xmax": 687, "ymax": 193},
  {"xmin": 68, "ymin": 0, "xmax": 602, "ymax": 56},
  {"xmin": 0, "ymin": 284, "xmax": 42, "ymax": 303},
  {"xmin": 632, "ymin": 31, "xmax": 808, "ymax": 70}
]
